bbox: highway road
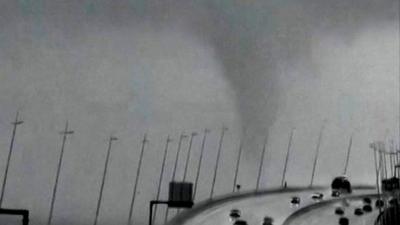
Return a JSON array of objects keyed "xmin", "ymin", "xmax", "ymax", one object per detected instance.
[{"xmin": 168, "ymin": 187, "xmax": 380, "ymax": 225}]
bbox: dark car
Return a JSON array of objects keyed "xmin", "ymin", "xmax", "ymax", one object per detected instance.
[
  {"xmin": 334, "ymin": 207, "xmax": 344, "ymax": 215},
  {"xmin": 354, "ymin": 208, "xmax": 364, "ymax": 216},
  {"xmin": 229, "ymin": 209, "xmax": 241, "ymax": 221},
  {"xmin": 339, "ymin": 217, "xmax": 349, "ymax": 225},
  {"xmin": 331, "ymin": 176, "xmax": 352, "ymax": 196},
  {"xmin": 291, "ymin": 196, "xmax": 300, "ymax": 205},
  {"xmin": 362, "ymin": 204, "xmax": 372, "ymax": 213},
  {"xmin": 363, "ymin": 197, "xmax": 372, "ymax": 204},
  {"xmin": 262, "ymin": 216, "xmax": 274, "ymax": 225},
  {"xmin": 233, "ymin": 220, "xmax": 248, "ymax": 225}
]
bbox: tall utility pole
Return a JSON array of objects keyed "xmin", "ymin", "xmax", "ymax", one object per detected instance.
[
  {"xmin": 152, "ymin": 136, "xmax": 172, "ymax": 224},
  {"xmin": 193, "ymin": 129, "xmax": 209, "ymax": 200},
  {"xmin": 182, "ymin": 132, "xmax": 198, "ymax": 182},
  {"xmin": 0, "ymin": 111, "xmax": 23, "ymax": 207},
  {"xmin": 178, "ymin": 132, "xmax": 198, "ymax": 214},
  {"xmin": 164, "ymin": 133, "xmax": 187, "ymax": 224},
  {"xmin": 371, "ymin": 144, "xmax": 382, "ymax": 210},
  {"xmin": 232, "ymin": 140, "xmax": 243, "ymax": 193},
  {"xmin": 256, "ymin": 136, "xmax": 268, "ymax": 192},
  {"xmin": 47, "ymin": 121, "xmax": 74, "ymax": 225},
  {"xmin": 343, "ymin": 134, "xmax": 353, "ymax": 175},
  {"xmin": 171, "ymin": 133, "xmax": 187, "ymax": 181},
  {"xmin": 210, "ymin": 126, "xmax": 227, "ymax": 199},
  {"xmin": 381, "ymin": 150, "xmax": 388, "ymax": 179},
  {"xmin": 310, "ymin": 123, "xmax": 326, "ymax": 187},
  {"xmin": 127, "ymin": 134, "xmax": 148, "ymax": 225},
  {"xmin": 281, "ymin": 128, "xmax": 295, "ymax": 188},
  {"xmin": 93, "ymin": 136, "xmax": 118, "ymax": 225}
]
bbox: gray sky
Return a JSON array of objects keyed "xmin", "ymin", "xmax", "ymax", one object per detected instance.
[{"xmin": 0, "ymin": 0, "xmax": 398, "ymax": 225}]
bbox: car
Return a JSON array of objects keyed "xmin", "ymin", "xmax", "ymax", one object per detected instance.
[
  {"xmin": 339, "ymin": 217, "xmax": 349, "ymax": 225},
  {"xmin": 363, "ymin": 197, "xmax": 372, "ymax": 204},
  {"xmin": 262, "ymin": 216, "xmax": 274, "ymax": 225},
  {"xmin": 229, "ymin": 209, "xmax": 241, "ymax": 221},
  {"xmin": 290, "ymin": 196, "xmax": 300, "ymax": 205},
  {"xmin": 362, "ymin": 204, "xmax": 372, "ymax": 213},
  {"xmin": 334, "ymin": 207, "xmax": 344, "ymax": 215},
  {"xmin": 233, "ymin": 220, "xmax": 248, "ymax": 225},
  {"xmin": 354, "ymin": 208, "xmax": 364, "ymax": 216},
  {"xmin": 331, "ymin": 176, "xmax": 352, "ymax": 196},
  {"xmin": 311, "ymin": 192, "xmax": 324, "ymax": 200}
]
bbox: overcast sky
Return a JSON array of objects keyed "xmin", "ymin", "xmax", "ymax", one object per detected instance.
[{"xmin": 0, "ymin": 0, "xmax": 398, "ymax": 225}]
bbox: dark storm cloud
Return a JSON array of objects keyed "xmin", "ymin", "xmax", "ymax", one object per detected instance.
[{"xmin": 0, "ymin": 0, "xmax": 396, "ymax": 143}]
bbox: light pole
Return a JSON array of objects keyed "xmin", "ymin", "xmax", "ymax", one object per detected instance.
[
  {"xmin": 193, "ymin": 129, "xmax": 209, "ymax": 200},
  {"xmin": 281, "ymin": 128, "xmax": 295, "ymax": 188},
  {"xmin": 93, "ymin": 136, "xmax": 118, "ymax": 225},
  {"xmin": 232, "ymin": 140, "xmax": 243, "ymax": 193},
  {"xmin": 127, "ymin": 134, "xmax": 148, "ymax": 225},
  {"xmin": 0, "ymin": 111, "xmax": 23, "ymax": 207},
  {"xmin": 164, "ymin": 133, "xmax": 187, "ymax": 224},
  {"xmin": 210, "ymin": 126, "xmax": 227, "ymax": 199},
  {"xmin": 256, "ymin": 136, "xmax": 268, "ymax": 191},
  {"xmin": 47, "ymin": 121, "xmax": 74, "ymax": 225},
  {"xmin": 152, "ymin": 136, "xmax": 172, "ymax": 224},
  {"xmin": 310, "ymin": 123, "xmax": 325, "ymax": 187}
]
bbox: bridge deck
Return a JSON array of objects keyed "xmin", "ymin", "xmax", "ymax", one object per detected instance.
[{"xmin": 169, "ymin": 187, "xmax": 379, "ymax": 225}]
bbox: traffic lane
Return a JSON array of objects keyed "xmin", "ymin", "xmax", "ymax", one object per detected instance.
[
  {"xmin": 286, "ymin": 197, "xmax": 380, "ymax": 225},
  {"xmin": 181, "ymin": 188, "xmax": 376, "ymax": 225}
]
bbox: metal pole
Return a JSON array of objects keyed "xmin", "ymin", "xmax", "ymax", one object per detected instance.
[
  {"xmin": 164, "ymin": 133, "xmax": 187, "ymax": 224},
  {"xmin": 127, "ymin": 134, "xmax": 148, "ymax": 225},
  {"xmin": 281, "ymin": 128, "xmax": 294, "ymax": 188},
  {"xmin": 256, "ymin": 136, "xmax": 268, "ymax": 192},
  {"xmin": 152, "ymin": 136, "xmax": 172, "ymax": 224},
  {"xmin": 343, "ymin": 134, "xmax": 353, "ymax": 175},
  {"xmin": 381, "ymin": 150, "xmax": 388, "ymax": 179},
  {"xmin": 171, "ymin": 134, "xmax": 187, "ymax": 181},
  {"xmin": 183, "ymin": 132, "xmax": 198, "ymax": 182},
  {"xmin": 178, "ymin": 132, "xmax": 198, "ymax": 214},
  {"xmin": 93, "ymin": 136, "xmax": 118, "ymax": 225},
  {"xmin": 47, "ymin": 121, "xmax": 74, "ymax": 225},
  {"xmin": 193, "ymin": 129, "xmax": 209, "ymax": 200},
  {"xmin": 210, "ymin": 126, "xmax": 227, "ymax": 199},
  {"xmin": 310, "ymin": 123, "xmax": 325, "ymax": 187},
  {"xmin": 0, "ymin": 111, "xmax": 23, "ymax": 207},
  {"xmin": 232, "ymin": 140, "xmax": 243, "ymax": 193},
  {"xmin": 372, "ymin": 146, "xmax": 382, "ymax": 215}
]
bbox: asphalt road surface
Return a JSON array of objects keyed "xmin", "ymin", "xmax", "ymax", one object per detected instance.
[{"xmin": 169, "ymin": 187, "xmax": 379, "ymax": 225}]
